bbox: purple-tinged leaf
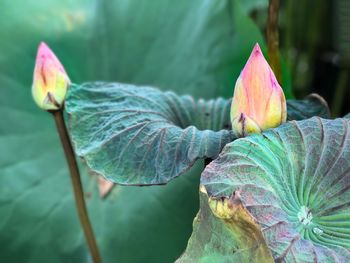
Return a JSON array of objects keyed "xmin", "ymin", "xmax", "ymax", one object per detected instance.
[{"xmin": 181, "ymin": 117, "xmax": 350, "ymax": 262}]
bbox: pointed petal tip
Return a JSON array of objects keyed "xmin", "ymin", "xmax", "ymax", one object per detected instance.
[
  {"xmin": 38, "ymin": 42, "xmax": 47, "ymax": 51},
  {"xmin": 35, "ymin": 41, "xmax": 69, "ymax": 78},
  {"xmin": 243, "ymin": 43, "xmax": 265, "ymax": 69},
  {"xmin": 252, "ymin": 43, "xmax": 262, "ymax": 55},
  {"xmin": 37, "ymin": 42, "xmax": 53, "ymax": 56},
  {"xmin": 39, "ymin": 41, "xmax": 48, "ymax": 48}
]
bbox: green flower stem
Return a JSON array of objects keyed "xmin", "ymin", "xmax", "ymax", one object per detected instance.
[
  {"xmin": 331, "ymin": 69, "xmax": 349, "ymax": 117},
  {"xmin": 267, "ymin": 0, "xmax": 281, "ymax": 83},
  {"xmin": 51, "ymin": 110, "xmax": 102, "ymax": 263}
]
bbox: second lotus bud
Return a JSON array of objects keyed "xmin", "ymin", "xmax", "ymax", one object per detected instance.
[{"xmin": 230, "ymin": 43, "xmax": 287, "ymax": 137}]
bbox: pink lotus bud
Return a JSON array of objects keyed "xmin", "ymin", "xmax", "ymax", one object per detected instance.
[
  {"xmin": 32, "ymin": 42, "xmax": 70, "ymax": 110},
  {"xmin": 230, "ymin": 43, "xmax": 287, "ymax": 137}
]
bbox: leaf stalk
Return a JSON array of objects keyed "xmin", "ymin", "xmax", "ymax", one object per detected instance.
[{"xmin": 267, "ymin": 0, "xmax": 282, "ymax": 83}]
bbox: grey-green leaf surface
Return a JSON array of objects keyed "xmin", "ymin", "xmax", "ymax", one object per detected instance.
[
  {"xmin": 65, "ymin": 83, "xmax": 233, "ymax": 185},
  {"xmin": 197, "ymin": 117, "xmax": 350, "ymax": 262},
  {"xmin": 0, "ymin": 0, "xmax": 270, "ymax": 262},
  {"xmin": 66, "ymin": 83, "xmax": 329, "ymax": 185}
]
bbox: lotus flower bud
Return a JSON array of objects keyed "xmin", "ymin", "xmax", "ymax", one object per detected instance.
[
  {"xmin": 32, "ymin": 42, "xmax": 70, "ymax": 110},
  {"xmin": 230, "ymin": 43, "xmax": 287, "ymax": 137}
]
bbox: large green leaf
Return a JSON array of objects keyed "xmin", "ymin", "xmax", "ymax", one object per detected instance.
[
  {"xmin": 0, "ymin": 129, "xmax": 202, "ymax": 263},
  {"xmin": 183, "ymin": 117, "xmax": 350, "ymax": 262},
  {"xmin": 0, "ymin": 0, "xmax": 273, "ymax": 262},
  {"xmin": 66, "ymin": 83, "xmax": 329, "ymax": 185}
]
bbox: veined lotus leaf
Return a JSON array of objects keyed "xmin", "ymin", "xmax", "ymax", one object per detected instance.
[
  {"xmin": 65, "ymin": 83, "xmax": 329, "ymax": 185},
  {"xmin": 194, "ymin": 117, "xmax": 350, "ymax": 262}
]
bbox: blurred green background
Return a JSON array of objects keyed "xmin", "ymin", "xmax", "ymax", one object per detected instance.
[{"xmin": 0, "ymin": 0, "xmax": 348, "ymax": 262}]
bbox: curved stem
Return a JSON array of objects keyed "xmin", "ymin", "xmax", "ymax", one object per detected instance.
[
  {"xmin": 267, "ymin": 0, "xmax": 281, "ymax": 83},
  {"xmin": 51, "ymin": 110, "xmax": 102, "ymax": 263}
]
